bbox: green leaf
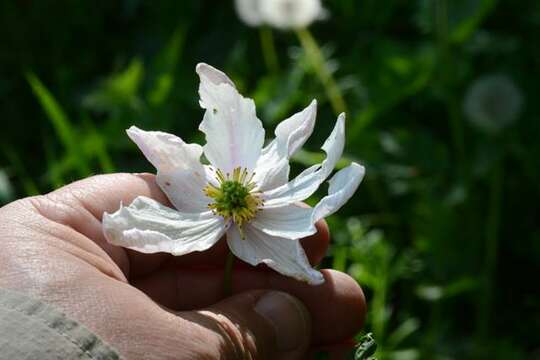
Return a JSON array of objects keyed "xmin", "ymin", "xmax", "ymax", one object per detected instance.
[
  {"xmin": 83, "ymin": 58, "xmax": 144, "ymax": 112},
  {"xmin": 81, "ymin": 115, "xmax": 115, "ymax": 173},
  {"xmin": 449, "ymin": 0, "xmax": 498, "ymax": 43},
  {"xmin": 355, "ymin": 333, "xmax": 378, "ymax": 360},
  {"xmin": 147, "ymin": 27, "xmax": 185, "ymax": 106},
  {"xmin": 387, "ymin": 318, "xmax": 420, "ymax": 349}
]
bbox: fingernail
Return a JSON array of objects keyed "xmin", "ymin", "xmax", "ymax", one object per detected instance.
[{"xmin": 254, "ymin": 291, "xmax": 310, "ymax": 352}]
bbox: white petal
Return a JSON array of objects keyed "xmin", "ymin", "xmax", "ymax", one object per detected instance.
[
  {"xmin": 103, "ymin": 196, "xmax": 228, "ymax": 256},
  {"xmin": 127, "ymin": 126, "xmax": 210, "ymax": 213},
  {"xmin": 195, "ymin": 63, "xmax": 235, "ymax": 89},
  {"xmin": 262, "ymin": 113, "xmax": 346, "ymax": 207},
  {"xmin": 252, "ymin": 163, "xmax": 365, "ymax": 239},
  {"xmin": 250, "ymin": 204, "xmax": 315, "ymax": 239},
  {"xmin": 196, "ymin": 63, "xmax": 265, "ymax": 173},
  {"xmin": 252, "ymin": 100, "xmax": 317, "ymax": 191},
  {"xmin": 234, "ymin": 0, "xmax": 264, "ymax": 27},
  {"xmin": 311, "ymin": 162, "xmax": 365, "ymax": 222},
  {"xmin": 227, "ymin": 224, "xmax": 324, "ymax": 285},
  {"xmin": 275, "ymin": 99, "xmax": 317, "ymax": 157}
]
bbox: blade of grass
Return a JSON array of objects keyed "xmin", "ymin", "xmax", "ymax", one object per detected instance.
[
  {"xmin": 82, "ymin": 114, "xmax": 115, "ymax": 173},
  {"xmin": 44, "ymin": 139, "xmax": 66, "ymax": 188},
  {"xmin": 26, "ymin": 71, "xmax": 91, "ymax": 177},
  {"xmin": 147, "ymin": 26, "xmax": 185, "ymax": 106}
]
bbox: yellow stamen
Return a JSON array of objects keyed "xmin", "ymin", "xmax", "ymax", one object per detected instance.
[{"xmin": 204, "ymin": 167, "xmax": 262, "ymax": 232}]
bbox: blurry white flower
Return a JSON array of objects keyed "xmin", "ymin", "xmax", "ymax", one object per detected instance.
[
  {"xmin": 234, "ymin": 0, "xmax": 264, "ymax": 27},
  {"xmin": 464, "ymin": 74, "xmax": 524, "ymax": 133},
  {"xmin": 103, "ymin": 63, "xmax": 364, "ymax": 285},
  {"xmin": 235, "ymin": 0, "xmax": 327, "ymax": 29}
]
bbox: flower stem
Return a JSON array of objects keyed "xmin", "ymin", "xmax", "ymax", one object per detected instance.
[
  {"xmin": 476, "ymin": 160, "xmax": 503, "ymax": 344},
  {"xmin": 259, "ymin": 27, "xmax": 279, "ymax": 73},
  {"xmin": 295, "ymin": 28, "xmax": 347, "ymax": 116},
  {"xmin": 223, "ymin": 250, "xmax": 235, "ymax": 297},
  {"xmin": 435, "ymin": 0, "xmax": 467, "ymax": 179}
]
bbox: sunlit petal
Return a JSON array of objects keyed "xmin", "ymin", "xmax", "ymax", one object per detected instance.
[
  {"xmin": 196, "ymin": 63, "xmax": 265, "ymax": 173},
  {"xmin": 252, "ymin": 100, "xmax": 317, "ymax": 191},
  {"xmin": 126, "ymin": 126, "xmax": 210, "ymax": 213},
  {"xmin": 103, "ymin": 196, "xmax": 228, "ymax": 256},
  {"xmin": 262, "ymin": 113, "xmax": 345, "ymax": 207},
  {"xmin": 252, "ymin": 163, "xmax": 364, "ymax": 239},
  {"xmin": 250, "ymin": 204, "xmax": 314, "ymax": 239},
  {"xmin": 227, "ymin": 224, "xmax": 324, "ymax": 285}
]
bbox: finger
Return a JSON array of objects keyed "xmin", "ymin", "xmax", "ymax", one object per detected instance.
[
  {"xmin": 134, "ymin": 268, "xmax": 366, "ymax": 345},
  {"xmin": 183, "ymin": 290, "xmax": 311, "ymax": 359}
]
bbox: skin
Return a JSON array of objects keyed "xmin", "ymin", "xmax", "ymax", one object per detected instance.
[{"xmin": 0, "ymin": 173, "xmax": 366, "ymax": 359}]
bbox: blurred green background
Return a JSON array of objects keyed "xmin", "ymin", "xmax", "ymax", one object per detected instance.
[{"xmin": 1, "ymin": 1, "xmax": 539, "ymax": 359}]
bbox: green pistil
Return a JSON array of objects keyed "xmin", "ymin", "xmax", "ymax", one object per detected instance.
[
  {"xmin": 212, "ymin": 180, "xmax": 250, "ymax": 214},
  {"xmin": 203, "ymin": 167, "xmax": 263, "ymax": 233}
]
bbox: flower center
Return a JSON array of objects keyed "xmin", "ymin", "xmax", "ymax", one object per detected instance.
[{"xmin": 204, "ymin": 167, "xmax": 262, "ymax": 230}]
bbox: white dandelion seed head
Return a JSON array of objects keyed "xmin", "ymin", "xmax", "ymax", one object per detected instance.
[{"xmin": 464, "ymin": 74, "xmax": 524, "ymax": 133}]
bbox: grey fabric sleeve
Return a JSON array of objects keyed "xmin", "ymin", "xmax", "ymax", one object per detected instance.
[{"xmin": 0, "ymin": 287, "xmax": 121, "ymax": 360}]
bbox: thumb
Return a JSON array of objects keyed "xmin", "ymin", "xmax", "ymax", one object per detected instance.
[{"xmin": 186, "ymin": 290, "xmax": 311, "ymax": 359}]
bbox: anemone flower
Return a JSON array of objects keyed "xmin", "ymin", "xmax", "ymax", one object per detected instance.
[{"xmin": 103, "ymin": 63, "xmax": 364, "ymax": 285}]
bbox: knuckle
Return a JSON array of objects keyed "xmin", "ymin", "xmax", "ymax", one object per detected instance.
[{"xmin": 200, "ymin": 310, "xmax": 258, "ymax": 360}]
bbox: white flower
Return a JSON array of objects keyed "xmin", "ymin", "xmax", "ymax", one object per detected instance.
[
  {"xmin": 103, "ymin": 63, "xmax": 364, "ymax": 285},
  {"xmin": 235, "ymin": 0, "xmax": 264, "ymax": 27},
  {"xmin": 235, "ymin": 0, "xmax": 327, "ymax": 30},
  {"xmin": 464, "ymin": 74, "xmax": 524, "ymax": 133}
]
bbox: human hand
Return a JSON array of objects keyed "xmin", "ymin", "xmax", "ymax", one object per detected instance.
[{"xmin": 0, "ymin": 173, "xmax": 366, "ymax": 359}]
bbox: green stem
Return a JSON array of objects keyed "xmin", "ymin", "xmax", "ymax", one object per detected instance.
[
  {"xmin": 223, "ymin": 251, "xmax": 235, "ymax": 297},
  {"xmin": 476, "ymin": 161, "xmax": 503, "ymax": 343},
  {"xmin": 259, "ymin": 27, "xmax": 279, "ymax": 73},
  {"xmin": 435, "ymin": 0, "xmax": 467, "ymax": 178},
  {"xmin": 295, "ymin": 28, "xmax": 347, "ymax": 116}
]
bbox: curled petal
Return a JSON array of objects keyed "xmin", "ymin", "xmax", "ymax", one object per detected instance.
[
  {"xmin": 227, "ymin": 224, "xmax": 324, "ymax": 285},
  {"xmin": 103, "ymin": 196, "xmax": 227, "ymax": 256},
  {"xmin": 196, "ymin": 63, "xmax": 265, "ymax": 173},
  {"xmin": 253, "ymin": 100, "xmax": 317, "ymax": 191},
  {"xmin": 275, "ymin": 99, "xmax": 317, "ymax": 157},
  {"xmin": 127, "ymin": 126, "xmax": 210, "ymax": 213},
  {"xmin": 262, "ymin": 113, "xmax": 345, "ymax": 207},
  {"xmin": 252, "ymin": 163, "xmax": 365, "ymax": 239},
  {"xmin": 196, "ymin": 63, "xmax": 235, "ymax": 90},
  {"xmin": 311, "ymin": 162, "xmax": 365, "ymax": 222}
]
